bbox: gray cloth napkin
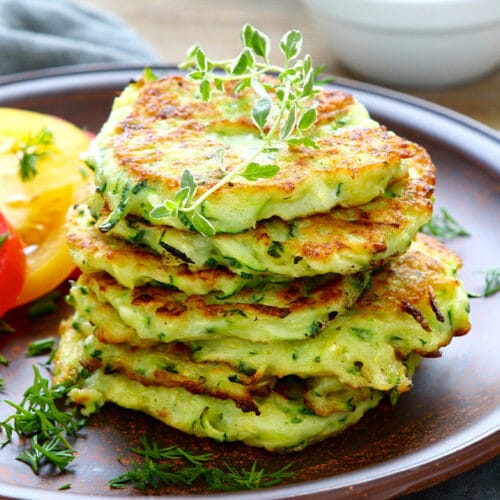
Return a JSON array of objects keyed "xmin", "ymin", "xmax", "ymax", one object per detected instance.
[{"xmin": 0, "ymin": 0, "xmax": 160, "ymax": 74}]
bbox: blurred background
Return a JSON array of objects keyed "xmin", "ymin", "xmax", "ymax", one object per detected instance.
[{"xmin": 78, "ymin": 0, "xmax": 499, "ymax": 129}]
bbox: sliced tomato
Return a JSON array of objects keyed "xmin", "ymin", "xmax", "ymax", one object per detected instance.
[
  {"xmin": 0, "ymin": 212, "xmax": 26, "ymax": 316},
  {"xmin": 14, "ymin": 184, "xmax": 82, "ymax": 306},
  {"xmin": 0, "ymin": 108, "xmax": 92, "ymax": 307}
]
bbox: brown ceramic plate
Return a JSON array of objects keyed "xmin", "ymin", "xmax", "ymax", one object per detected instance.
[{"xmin": 0, "ymin": 66, "xmax": 498, "ymax": 499}]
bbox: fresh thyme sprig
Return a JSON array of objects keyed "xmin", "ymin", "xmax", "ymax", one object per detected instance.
[
  {"xmin": 16, "ymin": 127, "xmax": 55, "ymax": 182},
  {"xmin": 109, "ymin": 435, "xmax": 294, "ymax": 491},
  {"xmin": 0, "ymin": 365, "xmax": 85, "ymax": 474},
  {"xmin": 150, "ymin": 24, "xmax": 328, "ymax": 236},
  {"xmin": 420, "ymin": 208, "xmax": 470, "ymax": 239}
]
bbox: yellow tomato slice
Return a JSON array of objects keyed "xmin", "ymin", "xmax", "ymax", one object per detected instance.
[{"xmin": 0, "ymin": 108, "xmax": 92, "ymax": 306}]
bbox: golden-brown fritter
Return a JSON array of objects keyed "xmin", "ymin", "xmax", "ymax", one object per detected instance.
[
  {"xmin": 91, "ymin": 143, "xmax": 434, "ymax": 277},
  {"xmin": 89, "ymin": 75, "xmax": 413, "ymax": 233}
]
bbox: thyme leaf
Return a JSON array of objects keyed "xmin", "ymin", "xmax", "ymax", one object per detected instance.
[
  {"xmin": 143, "ymin": 66, "xmax": 158, "ymax": 82},
  {"xmin": 240, "ymin": 162, "xmax": 280, "ymax": 181}
]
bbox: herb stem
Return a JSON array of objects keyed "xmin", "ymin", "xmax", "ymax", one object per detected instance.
[
  {"xmin": 109, "ymin": 436, "xmax": 294, "ymax": 491},
  {"xmin": 0, "ymin": 365, "xmax": 85, "ymax": 473},
  {"xmin": 179, "ymin": 61, "xmax": 284, "ymax": 77},
  {"xmin": 181, "ymin": 145, "xmax": 267, "ymax": 213},
  {"xmin": 149, "ymin": 25, "xmax": 321, "ymax": 236},
  {"xmin": 182, "ymin": 84, "xmax": 290, "ymax": 215}
]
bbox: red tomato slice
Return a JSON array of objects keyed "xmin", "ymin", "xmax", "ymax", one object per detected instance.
[{"xmin": 0, "ymin": 212, "xmax": 26, "ymax": 316}]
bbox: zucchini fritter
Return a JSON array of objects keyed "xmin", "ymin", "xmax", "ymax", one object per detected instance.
[
  {"xmin": 55, "ymin": 323, "xmax": 383, "ymax": 453},
  {"xmin": 68, "ymin": 268, "xmax": 368, "ymax": 343},
  {"xmin": 88, "ymin": 75, "xmax": 413, "ymax": 233},
  {"xmin": 67, "ymin": 203, "xmax": 288, "ymax": 296},
  {"xmin": 70, "ymin": 369, "xmax": 383, "ymax": 452},
  {"xmin": 90, "ymin": 144, "xmax": 434, "ymax": 278},
  {"xmin": 55, "ymin": 320, "xmax": 272, "ymax": 415},
  {"xmin": 55, "ymin": 66, "xmax": 470, "ymax": 454},
  {"xmin": 62, "ymin": 235, "xmax": 469, "ymax": 393},
  {"xmin": 190, "ymin": 234, "xmax": 470, "ymax": 390}
]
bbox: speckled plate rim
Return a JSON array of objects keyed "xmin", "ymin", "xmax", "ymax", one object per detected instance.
[{"xmin": 0, "ymin": 64, "xmax": 498, "ymax": 500}]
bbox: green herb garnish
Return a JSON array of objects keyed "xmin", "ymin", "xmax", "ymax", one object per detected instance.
[
  {"xmin": 109, "ymin": 435, "xmax": 294, "ymax": 491},
  {"xmin": 143, "ymin": 66, "xmax": 158, "ymax": 82},
  {"xmin": 16, "ymin": 127, "xmax": 55, "ymax": 181},
  {"xmin": 0, "ymin": 341, "xmax": 9, "ymax": 393},
  {"xmin": 17, "ymin": 435, "xmax": 76, "ymax": 474},
  {"xmin": 482, "ymin": 268, "xmax": 500, "ymax": 297},
  {"xmin": 27, "ymin": 290, "xmax": 61, "ymax": 318},
  {"xmin": 130, "ymin": 436, "xmax": 213, "ymax": 465},
  {"xmin": 420, "ymin": 208, "xmax": 470, "ymax": 239},
  {"xmin": 0, "ymin": 365, "xmax": 85, "ymax": 474},
  {"xmin": 149, "ymin": 24, "xmax": 328, "ymax": 236},
  {"xmin": 0, "ymin": 319, "xmax": 15, "ymax": 334},
  {"xmin": 26, "ymin": 337, "xmax": 55, "ymax": 357},
  {"xmin": 0, "ymin": 232, "xmax": 8, "ymax": 250}
]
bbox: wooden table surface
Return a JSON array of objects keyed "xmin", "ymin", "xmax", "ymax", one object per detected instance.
[{"xmin": 81, "ymin": 0, "xmax": 500, "ymax": 130}]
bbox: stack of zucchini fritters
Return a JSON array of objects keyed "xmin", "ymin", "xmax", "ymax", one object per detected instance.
[{"xmin": 54, "ymin": 74, "xmax": 470, "ymax": 452}]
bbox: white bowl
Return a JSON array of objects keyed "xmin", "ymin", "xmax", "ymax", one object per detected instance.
[{"xmin": 302, "ymin": 0, "xmax": 500, "ymax": 88}]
